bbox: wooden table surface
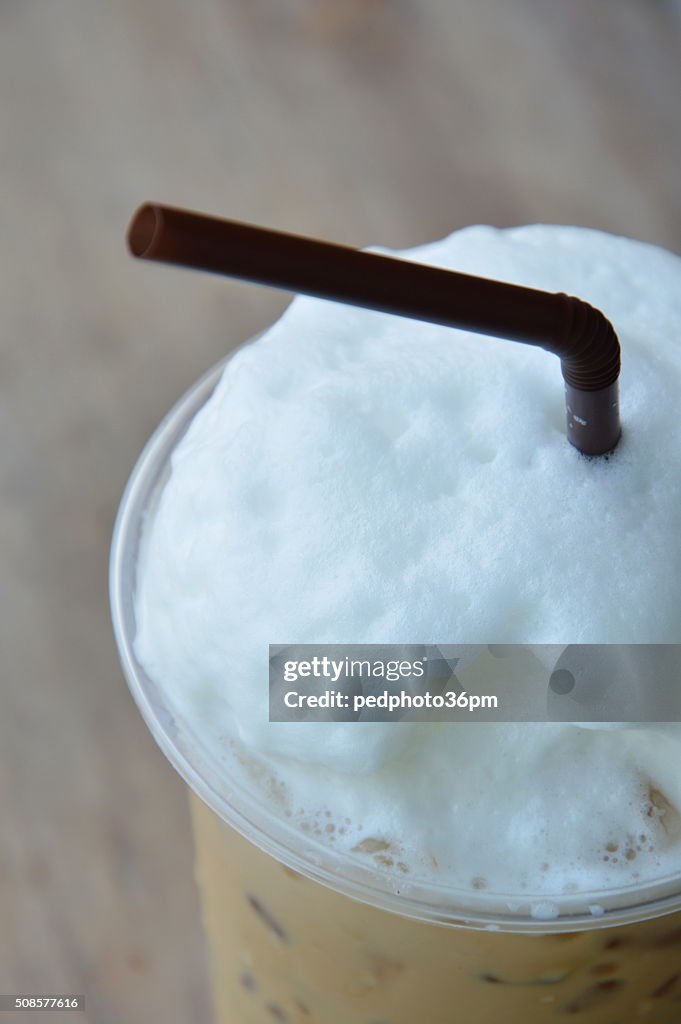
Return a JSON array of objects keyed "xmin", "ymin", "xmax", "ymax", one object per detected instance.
[{"xmin": 1, "ymin": 1, "xmax": 680, "ymax": 1021}]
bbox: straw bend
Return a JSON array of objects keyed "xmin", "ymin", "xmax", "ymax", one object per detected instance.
[
  {"xmin": 128, "ymin": 203, "xmax": 622, "ymax": 457},
  {"xmin": 552, "ymin": 294, "xmax": 621, "ymax": 455},
  {"xmin": 557, "ymin": 296, "xmax": 621, "ymax": 391}
]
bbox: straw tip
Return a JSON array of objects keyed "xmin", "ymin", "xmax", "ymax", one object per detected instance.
[{"xmin": 127, "ymin": 203, "xmax": 162, "ymax": 258}]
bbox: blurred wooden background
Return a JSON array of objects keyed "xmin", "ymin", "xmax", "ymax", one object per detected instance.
[{"xmin": 1, "ymin": 1, "xmax": 680, "ymax": 1021}]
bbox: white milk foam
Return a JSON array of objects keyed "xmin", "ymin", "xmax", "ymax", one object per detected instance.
[{"xmin": 135, "ymin": 225, "xmax": 681, "ymax": 896}]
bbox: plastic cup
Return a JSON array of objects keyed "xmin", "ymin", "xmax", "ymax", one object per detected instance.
[{"xmin": 110, "ymin": 350, "xmax": 681, "ymax": 1023}]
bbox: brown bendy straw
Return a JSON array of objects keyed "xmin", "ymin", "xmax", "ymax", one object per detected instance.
[{"xmin": 127, "ymin": 203, "xmax": 621, "ymax": 456}]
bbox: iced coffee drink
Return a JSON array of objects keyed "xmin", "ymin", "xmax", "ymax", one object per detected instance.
[
  {"xmin": 113, "ymin": 224, "xmax": 681, "ymax": 1022},
  {"xmin": 192, "ymin": 795, "xmax": 681, "ymax": 1023}
]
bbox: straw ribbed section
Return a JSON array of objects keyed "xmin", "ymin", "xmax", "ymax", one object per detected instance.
[{"xmin": 557, "ymin": 296, "xmax": 621, "ymax": 392}]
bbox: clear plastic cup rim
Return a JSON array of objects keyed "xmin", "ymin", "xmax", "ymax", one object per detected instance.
[{"xmin": 110, "ymin": 344, "xmax": 681, "ymax": 934}]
